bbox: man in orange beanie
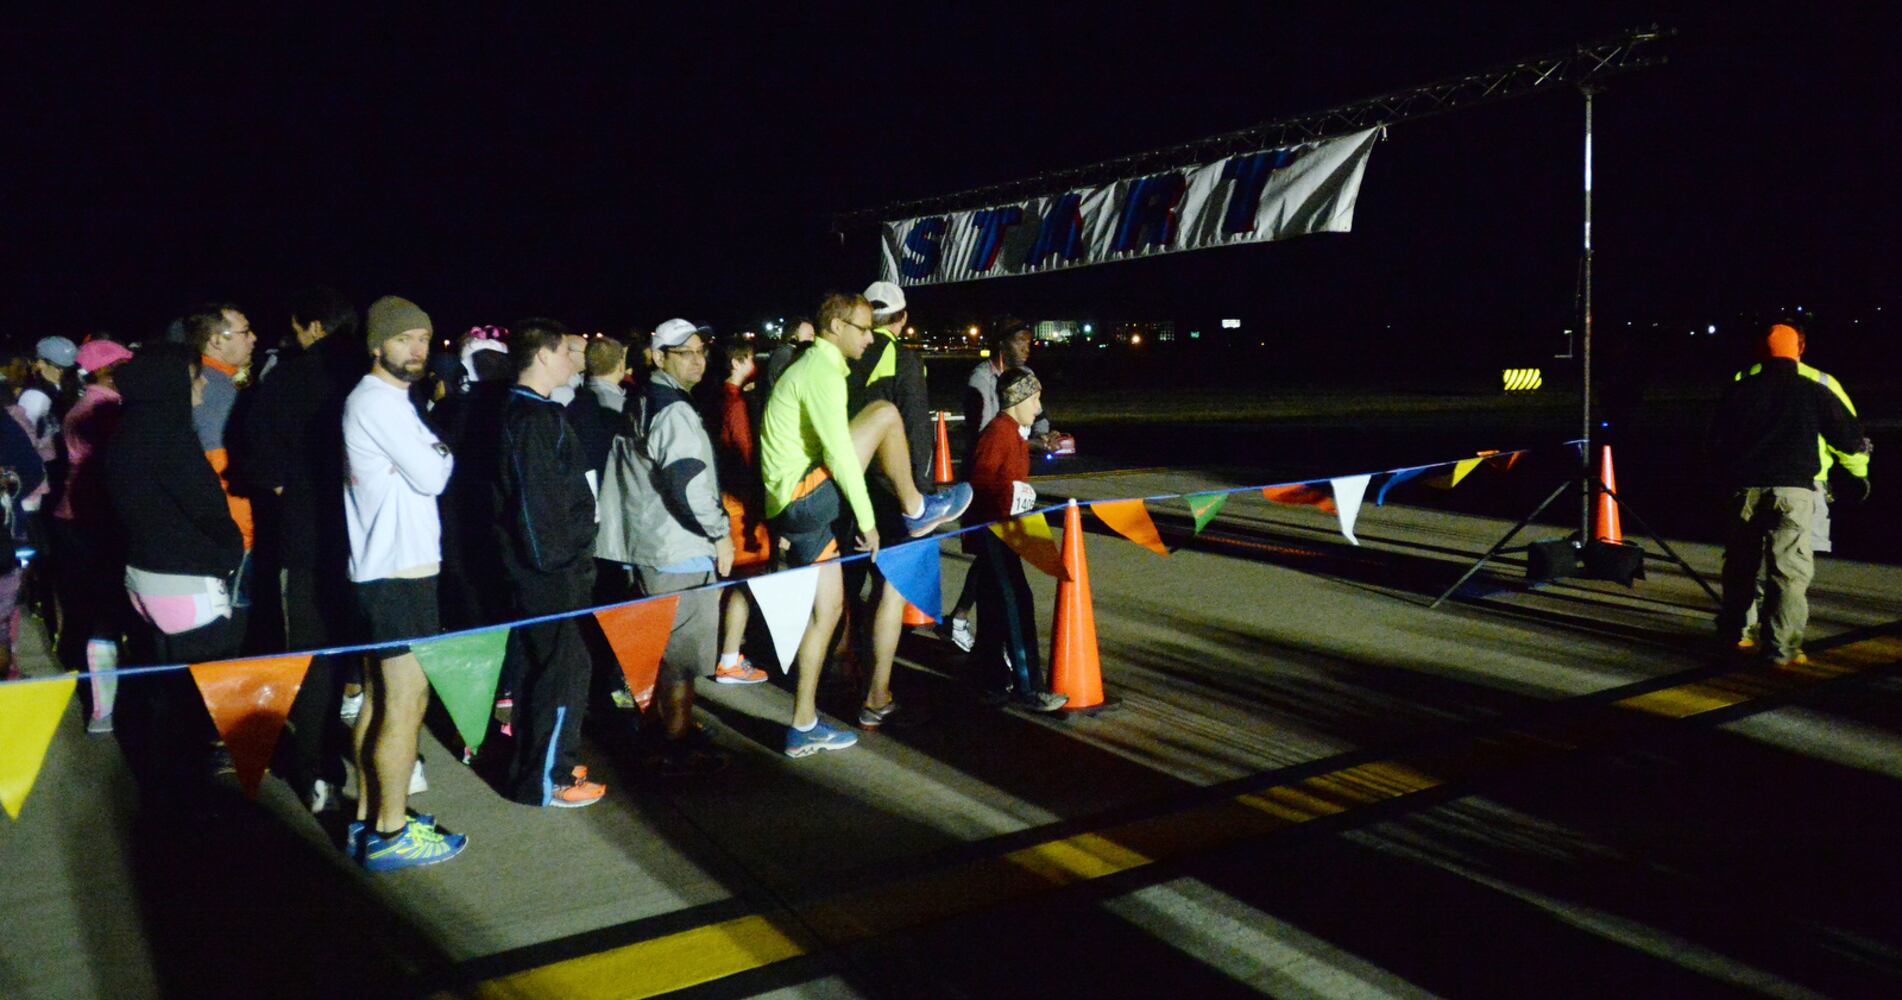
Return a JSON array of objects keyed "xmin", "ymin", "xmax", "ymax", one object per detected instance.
[
  {"xmin": 1728, "ymin": 319, "xmax": 1872, "ymax": 650},
  {"xmin": 1709, "ymin": 321, "xmax": 1871, "ymax": 665}
]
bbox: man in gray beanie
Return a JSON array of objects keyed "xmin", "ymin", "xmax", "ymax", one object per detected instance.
[{"xmin": 343, "ymin": 295, "xmax": 467, "ymax": 870}]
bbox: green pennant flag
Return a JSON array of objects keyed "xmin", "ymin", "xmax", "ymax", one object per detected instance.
[
  {"xmin": 1185, "ymin": 492, "xmax": 1229, "ymax": 534},
  {"xmin": 412, "ymin": 627, "xmax": 510, "ymax": 751}
]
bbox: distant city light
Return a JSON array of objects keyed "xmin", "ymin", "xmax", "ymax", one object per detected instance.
[
  {"xmin": 1190, "ymin": 331, "xmax": 1201, "ymax": 339},
  {"xmin": 905, "ymin": 326, "xmax": 915, "ymax": 335},
  {"xmin": 979, "ymin": 349, "xmax": 990, "ymax": 358},
  {"xmin": 1082, "ymin": 323, "xmax": 1093, "ymax": 334},
  {"xmin": 1130, "ymin": 334, "xmax": 1142, "ymax": 345},
  {"xmin": 967, "ymin": 325, "xmax": 979, "ymax": 337},
  {"xmin": 1220, "ymin": 318, "xmax": 1241, "ymax": 329},
  {"xmin": 1707, "ymin": 324, "xmax": 1717, "ymax": 334}
]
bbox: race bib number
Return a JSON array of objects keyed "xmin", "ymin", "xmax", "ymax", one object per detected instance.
[{"xmin": 1010, "ymin": 481, "xmax": 1036, "ymax": 515}]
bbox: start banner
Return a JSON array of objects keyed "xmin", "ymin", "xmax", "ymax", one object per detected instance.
[{"xmin": 879, "ymin": 128, "xmax": 1378, "ymax": 287}]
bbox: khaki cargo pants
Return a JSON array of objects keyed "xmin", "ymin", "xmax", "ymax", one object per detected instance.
[{"xmin": 1718, "ymin": 487, "xmax": 1818, "ymax": 662}]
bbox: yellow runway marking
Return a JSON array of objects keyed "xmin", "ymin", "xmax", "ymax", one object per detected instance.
[
  {"xmin": 459, "ymin": 633, "xmax": 1899, "ymax": 999},
  {"xmin": 471, "ymin": 915, "xmax": 810, "ymax": 1000}
]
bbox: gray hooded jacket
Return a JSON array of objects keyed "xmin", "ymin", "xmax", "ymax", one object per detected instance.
[{"xmin": 596, "ymin": 370, "xmax": 729, "ymax": 569}]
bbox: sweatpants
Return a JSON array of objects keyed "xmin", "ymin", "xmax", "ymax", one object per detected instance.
[
  {"xmin": 972, "ymin": 533, "xmax": 1041, "ymax": 695},
  {"xmin": 276, "ymin": 566, "xmax": 356, "ymax": 795},
  {"xmin": 116, "ymin": 610, "xmax": 245, "ymax": 795},
  {"xmin": 506, "ymin": 568, "xmax": 593, "ymax": 805}
]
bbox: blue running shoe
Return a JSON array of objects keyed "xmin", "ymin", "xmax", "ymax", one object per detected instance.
[
  {"xmin": 361, "ymin": 818, "xmax": 467, "ymax": 872},
  {"xmin": 904, "ymin": 484, "xmax": 973, "ymax": 538},
  {"xmin": 347, "ymin": 813, "xmax": 438, "ymax": 859},
  {"xmin": 784, "ymin": 719, "xmax": 859, "ymax": 758}
]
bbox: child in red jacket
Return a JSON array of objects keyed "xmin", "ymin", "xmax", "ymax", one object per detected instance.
[{"xmin": 966, "ymin": 368, "xmax": 1067, "ymax": 712}]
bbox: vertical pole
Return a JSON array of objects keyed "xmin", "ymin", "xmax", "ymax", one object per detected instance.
[{"xmin": 1580, "ymin": 86, "xmax": 1596, "ymax": 541}]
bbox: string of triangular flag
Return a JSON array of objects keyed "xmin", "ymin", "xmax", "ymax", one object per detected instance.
[{"xmin": 0, "ymin": 441, "xmax": 1545, "ymax": 818}]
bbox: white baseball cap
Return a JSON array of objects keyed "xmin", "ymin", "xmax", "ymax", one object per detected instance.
[
  {"xmin": 652, "ymin": 318, "xmax": 712, "ymax": 349},
  {"xmin": 863, "ymin": 281, "xmax": 907, "ymax": 316}
]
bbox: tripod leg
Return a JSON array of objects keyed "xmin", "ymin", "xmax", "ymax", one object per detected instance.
[
  {"xmin": 1431, "ymin": 480, "xmax": 1573, "ymax": 609},
  {"xmin": 1602, "ymin": 486, "xmax": 1723, "ymax": 608}
]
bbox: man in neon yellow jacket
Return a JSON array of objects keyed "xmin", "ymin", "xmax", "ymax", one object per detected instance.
[{"xmin": 1731, "ymin": 320, "xmax": 1872, "ymax": 649}]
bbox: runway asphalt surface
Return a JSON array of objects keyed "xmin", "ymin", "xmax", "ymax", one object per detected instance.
[{"xmin": 3, "ymin": 459, "xmax": 1899, "ymax": 998}]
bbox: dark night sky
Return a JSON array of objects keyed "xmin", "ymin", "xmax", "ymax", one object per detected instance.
[{"xmin": 5, "ymin": 5, "xmax": 1896, "ymax": 361}]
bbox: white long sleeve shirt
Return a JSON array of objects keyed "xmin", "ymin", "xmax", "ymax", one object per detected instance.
[{"xmin": 343, "ymin": 374, "xmax": 455, "ymax": 582}]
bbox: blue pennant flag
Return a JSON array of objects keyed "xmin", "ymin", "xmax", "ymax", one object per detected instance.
[
  {"xmin": 873, "ymin": 536, "xmax": 943, "ymax": 621},
  {"xmin": 1375, "ymin": 466, "xmax": 1431, "ymax": 506}
]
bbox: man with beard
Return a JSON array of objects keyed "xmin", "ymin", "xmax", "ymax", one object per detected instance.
[{"xmin": 342, "ymin": 296, "xmax": 466, "ymax": 870}]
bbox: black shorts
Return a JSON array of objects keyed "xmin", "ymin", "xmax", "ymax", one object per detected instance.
[
  {"xmin": 771, "ymin": 467, "xmax": 857, "ymax": 567},
  {"xmin": 355, "ymin": 576, "xmax": 440, "ymax": 660}
]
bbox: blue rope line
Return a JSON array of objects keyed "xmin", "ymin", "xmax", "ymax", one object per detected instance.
[{"xmin": 0, "ymin": 442, "xmax": 1560, "ymax": 688}]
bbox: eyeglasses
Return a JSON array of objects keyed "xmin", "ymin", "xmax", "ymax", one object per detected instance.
[{"xmin": 839, "ymin": 319, "xmax": 872, "ymax": 334}]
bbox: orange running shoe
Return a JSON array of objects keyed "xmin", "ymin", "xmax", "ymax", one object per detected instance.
[
  {"xmin": 713, "ymin": 657, "xmax": 769, "ymax": 685},
  {"xmin": 549, "ymin": 766, "xmax": 607, "ymax": 808}
]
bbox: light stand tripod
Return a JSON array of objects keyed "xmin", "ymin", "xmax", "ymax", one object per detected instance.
[{"xmin": 1431, "ymin": 85, "xmax": 1720, "ymax": 610}]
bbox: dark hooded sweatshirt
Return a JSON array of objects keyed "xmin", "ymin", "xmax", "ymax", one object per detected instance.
[{"xmin": 105, "ymin": 344, "xmax": 244, "ymax": 578}]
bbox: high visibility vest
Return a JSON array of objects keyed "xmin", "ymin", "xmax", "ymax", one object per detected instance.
[{"xmin": 1734, "ymin": 361, "xmax": 1869, "ymax": 480}]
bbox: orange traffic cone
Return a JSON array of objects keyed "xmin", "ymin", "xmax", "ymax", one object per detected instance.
[
  {"xmin": 902, "ymin": 601, "xmax": 935, "ymax": 626},
  {"xmin": 1050, "ymin": 499, "xmax": 1118, "ymax": 713},
  {"xmin": 1595, "ymin": 444, "xmax": 1623, "ymax": 543},
  {"xmin": 932, "ymin": 411, "xmax": 954, "ymax": 485}
]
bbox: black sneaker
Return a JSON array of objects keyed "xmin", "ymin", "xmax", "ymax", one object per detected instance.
[{"xmin": 658, "ymin": 742, "xmax": 731, "ymax": 777}]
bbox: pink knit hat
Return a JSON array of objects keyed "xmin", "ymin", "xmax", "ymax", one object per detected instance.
[{"xmin": 76, "ymin": 339, "xmax": 134, "ymax": 373}]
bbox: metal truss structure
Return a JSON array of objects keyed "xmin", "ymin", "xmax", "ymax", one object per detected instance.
[{"xmin": 832, "ymin": 25, "xmax": 1671, "ymax": 229}]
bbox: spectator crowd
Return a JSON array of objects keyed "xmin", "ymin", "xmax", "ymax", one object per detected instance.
[{"xmin": 2, "ymin": 282, "xmax": 1069, "ymax": 872}]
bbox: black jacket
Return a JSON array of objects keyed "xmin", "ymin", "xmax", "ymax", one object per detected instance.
[
  {"xmin": 245, "ymin": 332, "xmax": 366, "ymax": 570},
  {"xmin": 104, "ymin": 344, "xmax": 244, "ymax": 578},
  {"xmin": 495, "ymin": 386, "xmax": 598, "ymax": 581},
  {"xmin": 565, "ymin": 381, "xmax": 625, "ymax": 480},
  {"xmin": 848, "ymin": 331, "xmax": 933, "ymax": 492},
  {"xmin": 1708, "ymin": 358, "xmax": 1867, "ymax": 490},
  {"xmin": 1, "ymin": 414, "xmax": 45, "ymax": 569}
]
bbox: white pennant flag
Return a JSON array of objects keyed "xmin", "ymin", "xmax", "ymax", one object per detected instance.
[
  {"xmin": 1330, "ymin": 475, "xmax": 1370, "ymax": 546},
  {"xmin": 748, "ymin": 565, "xmax": 822, "ymax": 673}
]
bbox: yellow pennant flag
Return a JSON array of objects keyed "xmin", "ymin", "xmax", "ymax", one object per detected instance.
[
  {"xmin": 1426, "ymin": 457, "xmax": 1484, "ymax": 489},
  {"xmin": 990, "ymin": 510, "xmax": 1067, "ymax": 580},
  {"xmin": 0, "ymin": 674, "xmax": 77, "ymax": 820}
]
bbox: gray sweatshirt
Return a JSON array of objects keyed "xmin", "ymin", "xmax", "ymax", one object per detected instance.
[{"xmin": 595, "ymin": 370, "xmax": 729, "ymax": 569}]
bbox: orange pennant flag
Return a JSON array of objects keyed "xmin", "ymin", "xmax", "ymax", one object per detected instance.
[
  {"xmin": 990, "ymin": 510, "xmax": 1067, "ymax": 580},
  {"xmin": 1261, "ymin": 484, "xmax": 1338, "ymax": 514},
  {"xmin": 1484, "ymin": 449, "xmax": 1522, "ymax": 472},
  {"xmin": 1, "ymin": 674, "xmax": 76, "ymax": 820},
  {"xmin": 1089, "ymin": 498, "xmax": 1168, "ymax": 556},
  {"xmin": 190, "ymin": 655, "xmax": 313, "ymax": 799},
  {"xmin": 594, "ymin": 596, "xmax": 680, "ymax": 711}
]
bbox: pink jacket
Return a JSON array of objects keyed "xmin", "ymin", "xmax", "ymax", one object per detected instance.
[{"xmin": 54, "ymin": 384, "xmax": 123, "ymax": 523}]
